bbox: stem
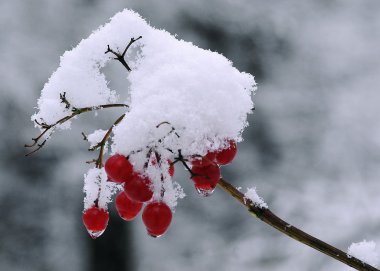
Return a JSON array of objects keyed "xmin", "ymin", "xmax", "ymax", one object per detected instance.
[
  {"xmin": 95, "ymin": 114, "xmax": 126, "ymax": 168},
  {"xmin": 217, "ymin": 178, "xmax": 379, "ymax": 271},
  {"xmin": 105, "ymin": 36, "xmax": 142, "ymax": 72},
  {"xmin": 25, "ymin": 103, "xmax": 128, "ymax": 156}
]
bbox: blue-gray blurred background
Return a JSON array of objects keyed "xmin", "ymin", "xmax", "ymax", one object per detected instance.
[{"xmin": 1, "ymin": 1, "xmax": 380, "ymax": 270}]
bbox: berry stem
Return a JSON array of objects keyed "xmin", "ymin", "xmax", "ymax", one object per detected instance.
[
  {"xmin": 217, "ymin": 178, "xmax": 379, "ymax": 271},
  {"xmin": 95, "ymin": 113, "xmax": 126, "ymax": 169}
]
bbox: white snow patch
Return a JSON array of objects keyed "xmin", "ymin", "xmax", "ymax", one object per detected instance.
[
  {"xmin": 87, "ymin": 129, "xmax": 108, "ymax": 152},
  {"xmin": 244, "ymin": 187, "xmax": 268, "ymax": 209},
  {"xmin": 83, "ymin": 167, "xmax": 121, "ymax": 210},
  {"xmin": 348, "ymin": 240, "xmax": 379, "ymax": 267}
]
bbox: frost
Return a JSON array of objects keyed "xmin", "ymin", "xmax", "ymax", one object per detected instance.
[
  {"xmin": 33, "ymin": 9, "xmax": 255, "ymax": 208},
  {"xmin": 144, "ymin": 154, "xmax": 185, "ymax": 209},
  {"xmin": 348, "ymin": 240, "xmax": 379, "ymax": 267},
  {"xmin": 83, "ymin": 168, "xmax": 120, "ymax": 210},
  {"xmin": 244, "ymin": 187, "xmax": 268, "ymax": 209}
]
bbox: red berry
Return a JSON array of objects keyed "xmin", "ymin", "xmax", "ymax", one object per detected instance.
[
  {"xmin": 82, "ymin": 206, "xmax": 109, "ymax": 239},
  {"xmin": 105, "ymin": 154, "xmax": 133, "ymax": 183},
  {"xmin": 215, "ymin": 140, "xmax": 237, "ymax": 165},
  {"xmin": 115, "ymin": 191, "xmax": 143, "ymax": 221},
  {"xmin": 124, "ymin": 173, "xmax": 153, "ymax": 202},
  {"xmin": 191, "ymin": 163, "xmax": 221, "ymax": 191},
  {"xmin": 168, "ymin": 159, "xmax": 175, "ymax": 177},
  {"xmin": 142, "ymin": 201, "xmax": 172, "ymax": 237},
  {"xmin": 191, "ymin": 151, "xmax": 217, "ymax": 167}
]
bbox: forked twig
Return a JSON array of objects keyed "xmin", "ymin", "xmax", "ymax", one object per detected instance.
[{"xmin": 105, "ymin": 36, "xmax": 142, "ymax": 71}]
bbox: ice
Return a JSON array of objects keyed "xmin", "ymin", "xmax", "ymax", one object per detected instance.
[
  {"xmin": 196, "ymin": 187, "xmax": 215, "ymax": 197},
  {"xmin": 87, "ymin": 229, "xmax": 106, "ymax": 239}
]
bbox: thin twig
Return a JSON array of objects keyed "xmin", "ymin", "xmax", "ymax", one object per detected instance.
[
  {"xmin": 105, "ymin": 36, "xmax": 142, "ymax": 71},
  {"xmin": 25, "ymin": 103, "xmax": 128, "ymax": 156},
  {"xmin": 95, "ymin": 114, "xmax": 126, "ymax": 169},
  {"xmin": 217, "ymin": 178, "xmax": 379, "ymax": 271}
]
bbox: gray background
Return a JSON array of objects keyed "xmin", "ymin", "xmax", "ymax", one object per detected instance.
[{"xmin": 1, "ymin": 1, "xmax": 380, "ymax": 270}]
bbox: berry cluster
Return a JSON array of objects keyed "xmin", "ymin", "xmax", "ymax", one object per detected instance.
[
  {"xmin": 82, "ymin": 139, "xmax": 237, "ymax": 239},
  {"xmin": 190, "ymin": 139, "xmax": 237, "ymax": 196}
]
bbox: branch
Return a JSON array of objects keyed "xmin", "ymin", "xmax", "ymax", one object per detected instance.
[
  {"xmin": 95, "ymin": 114, "xmax": 126, "ymax": 168},
  {"xmin": 25, "ymin": 103, "xmax": 128, "ymax": 156},
  {"xmin": 217, "ymin": 178, "xmax": 379, "ymax": 271},
  {"xmin": 105, "ymin": 36, "xmax": 142, "ymax": 71}
]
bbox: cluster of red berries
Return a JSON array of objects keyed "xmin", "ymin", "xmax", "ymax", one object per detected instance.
[
  {"xmin": 82, "ymin": 139, "xmax": 237, "ymax": 239},
  {"xmin": 190, "ymin": 139, "xmax": 237, "ymax": 196}
]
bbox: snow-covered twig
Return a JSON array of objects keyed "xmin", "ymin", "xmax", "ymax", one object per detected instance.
[{"xmin": 25, "ymin": 103, "xmax": 128, "ymax": 156}]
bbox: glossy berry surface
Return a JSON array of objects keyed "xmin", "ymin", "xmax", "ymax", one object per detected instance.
[
  {"xmin": 105, "ymin": 154, "xmax": 133, "ymax": 183},
  {"xmin": 115, "ymin": 191, "xmax": 143, "ymax": 221},
  {"xmin": 191, "ymin": 163, "xmax": 221, "ymax": 191},
  {"xmin": 142, "ymin": 201, "xmax": 172, "ymax": 237},
  {"xmin": 82, "ymin": 206, "xmax": 109, "ymax": 239},
  {"xmin": 191, "ymin": 151, "xmax": 216, "ymax": 167},
  {"xmin": 124, "ymin": 173, "xmax": 153, "ymax": 202},
  {"xmin": 215, "ymin": 140, "xmax": 237, "ymax": 165}
]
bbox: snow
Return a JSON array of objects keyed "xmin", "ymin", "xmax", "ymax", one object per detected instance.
[
  {"xmin": 32, "ymin": 8, "xmax": 255, "ymax": 209},
  {"xmin": 83, "ymin": 168, "xmax": 120, "ymax": 210},
  {"xmin": 348, "ymin": 240, "xmax": 379, "ymax": 267},
  {"xmin": 87, "ymin": 129, "xmax": 108, "ymax": 152},
  {"xmin": 244, "ymin": 187, "xmax": 268, "ymax": 209}
]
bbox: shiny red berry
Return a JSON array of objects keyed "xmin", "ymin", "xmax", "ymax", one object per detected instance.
[
  {"xmin": 191, "ymin": 151, "xmax": 217, "ymax": 167},
  {"xmin": 115, "ymin": 191, "xmax": 143, "ymax": 221},
  {"xmin": 191, "ymin": 163, "xmax": 221, "ymax": 191},
  {"xmin": 215, "ymin": 140, "xmax": 237, "ymax": 165},
  {"xmin": 82, "ymin": 206, "xmax": 109, "ymax": 239},
  {"xmin": 124, "ymin": 173, "xmax": 153, "ymax": 202},
  {"xmin": 142, "ymin": 201, "xmax": 172, "ymax": 237},
  {"xmin": 105, "ymin": 154, "xmax": 133, "ymax": 183}
]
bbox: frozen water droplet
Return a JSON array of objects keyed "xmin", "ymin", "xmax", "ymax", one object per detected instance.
[
  {"xmin": 87, "ymin": 229, "xmax": 105, "ymax": 239},
  {"xmin": 196, "ymin": 187, "xmax": 214, "ymax": 197},
  {"xmin": 148, "ymin": 233, "xmax": 161, "ymax": 238}
]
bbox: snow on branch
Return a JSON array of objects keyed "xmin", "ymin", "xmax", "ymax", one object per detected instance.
[
  {"xmin": 348, "ymin": 240, "xmax": 380, "ymax": 268},
  {"xmin": 244, "ymin": 187, "xmax": 268, "ymax": 209}
]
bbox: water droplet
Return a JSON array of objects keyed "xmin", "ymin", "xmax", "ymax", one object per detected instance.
[
  {"xmin": 148, "ymin": 233, "xmax": 162, "ymax": 238},
  {"xmin": 196, "ymin": 187, "xmax": 215, "ymax": 197},
  {"xmin": 87, "ymin": 229, "xmax": 105, "ymax": 239}
]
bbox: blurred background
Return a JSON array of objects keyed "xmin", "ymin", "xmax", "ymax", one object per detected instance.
[{"xmin": 1, "ymin": 0, "xmax": 380, "ymax": 270}]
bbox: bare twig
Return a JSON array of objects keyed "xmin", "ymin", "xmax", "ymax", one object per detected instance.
[
  {"xmin": 105, "ymin": 36, "xmax": 142, "ymax": 71},
  {"xmin": 60, "ymin": 92, "xmax": 71, "ymax": 109},
  {"xmin": 81, "ymin": 132, "xmax": 88, "ymax": 141},
  {"xmin": 95, "ymin": 114, "xmax": 126, "ymax": 169},
  {"xmin": 156, "ymin": 121, "xmax": 180, "ymax": 139},
  {"xmin": 217, "ymin": 178, "xmax": 379, "ymax": 271}
]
